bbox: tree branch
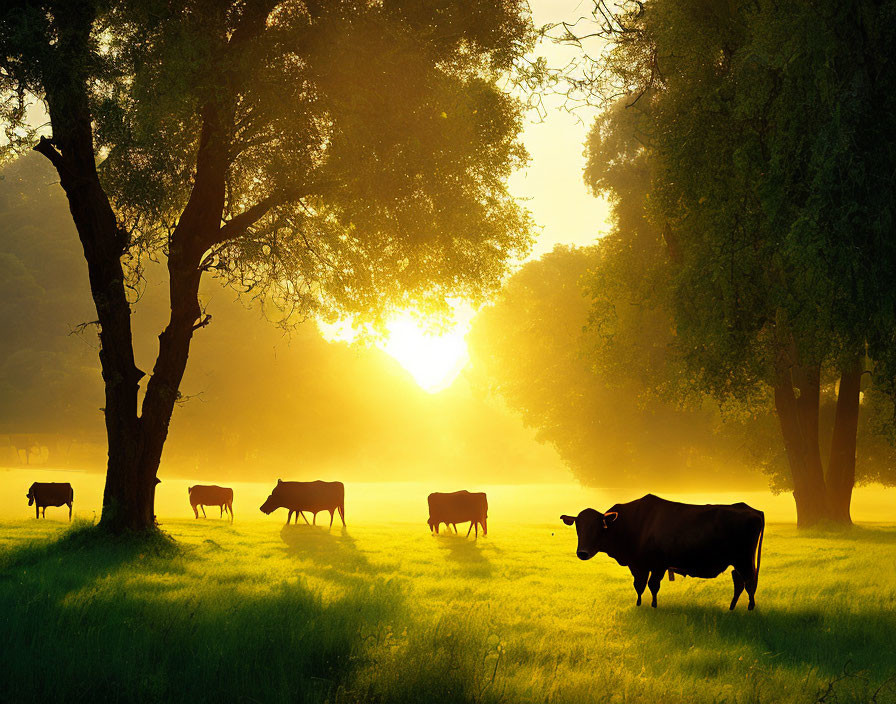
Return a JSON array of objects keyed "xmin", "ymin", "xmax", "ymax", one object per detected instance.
[
  {"xmin": 211, "ymin": 180, "xmax": 338, "ymax": 247},
  {"xmin": 32, "ymin": 136, "xmax": 68, "ymax": 174}
]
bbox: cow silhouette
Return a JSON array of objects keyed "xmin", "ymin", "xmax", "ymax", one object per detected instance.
[
  {"xmin": 561, "ymin": 494, "xmax": 764, "ymax": 610},
  {"xmin": 27, "ymin": 482, "xmax": 74, "ymax": 520},
  {"xmin": 188, "ymin": 485, "xmax": 234, "ymax": 522},
  {"xmin": 260, "ymin": 480, "xmax": 345, "ymax": 528},
  {"xmin": 427, "ymin": 490, "xmax": 488, "ymax": 538}
]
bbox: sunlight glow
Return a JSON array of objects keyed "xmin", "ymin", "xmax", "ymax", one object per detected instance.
[
  {"xmin": 381, "ymin": 315, "xmax": 470, "ymax": 393},
  {"xmin": 319, "ymin": 309, "xmax": 473, "ymax": 394}
]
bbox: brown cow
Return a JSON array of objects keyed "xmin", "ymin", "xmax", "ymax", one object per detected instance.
[
  {"xmin": 260, "ymin": 479, "xmax": 345, "ymax": 528},
  {"xmin": 188, "ymin": 485, "xmax": 234, "ymax": 522},
  {"xmin": 27, "ymin": 482, "xmax": 74, "ymax": 520},
  {"xmin": 427, "ymin": 490, "xmax": 487, "ymax": 538}
]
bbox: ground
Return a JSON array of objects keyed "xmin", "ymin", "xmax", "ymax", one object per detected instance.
[{"xmin": 1, "ymin": 519, "xmax": 894, "ymax": 703}]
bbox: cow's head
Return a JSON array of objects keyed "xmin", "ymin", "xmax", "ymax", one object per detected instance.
[
  {"xmin": 560, "ymin": 508, "xmax": 618, "ymax": 560},
  {"xmin": 26, "ymin": 484, "xmax": 35, "ymax": 506},
  {"xmin": 259, "ymin": 480, "xmax": 284, "ymax": 515}
]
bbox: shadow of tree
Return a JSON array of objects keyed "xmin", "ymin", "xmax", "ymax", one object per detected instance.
[
  {"xmin": 799, "ymin": 524, "xmax": 896, "ymax": 545},
  {"xmin": 0, "ymin": 522, "xmax": 396, "ymax": 704},
  {"xmin": 435, "ymin": 533, "xmax": 493, "ymax": 578},
  {"xmin": 624, "ymin": 602, "xmax": 896, "ymax": 681}
]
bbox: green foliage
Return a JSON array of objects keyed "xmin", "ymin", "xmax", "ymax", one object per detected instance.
[
  {"xmin": 1, "ymin": 0, "xmax": 536, "ymax": 323},
  {"xmin": 81, "ymin": 0, "xmax": 535, "ymax": 323},
  {"xmin": 582, "ymin": 0, "xmax": 896, "ymax": 489},
  {"xmin": 2, "ymin": 519, "xmax": 896, "ymax": 703}
]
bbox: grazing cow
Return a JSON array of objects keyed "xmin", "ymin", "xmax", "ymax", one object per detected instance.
[
  {"xmin": 188, "ymin": 485, "xmax": 234, "ymax": 522},
  {"xmin": 427, "ymin": 490, "xmax": 488, "ymax": 538},
  {"xmin": 260, "ymin": 479, "xmax": 345, "ymax": 528},
  {"xmin": 561, "ymin": 494, "xmax": 764, "ymax": 610},
  {"xmin": 27, "ymin": 482, "xmax": 74, "ymax": 521}
]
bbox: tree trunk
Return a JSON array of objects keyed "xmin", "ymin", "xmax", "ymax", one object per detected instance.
[
  {"xmin": 826, "ymin": 357, "xmax": 862, "ymax": 524},
  {"xmin": 33, "ymin": 5, "xmax": 151, "ymax": 532},
  {"xmin": 773, "ymin": 355, "xmax": 829, "ymax": 527}
]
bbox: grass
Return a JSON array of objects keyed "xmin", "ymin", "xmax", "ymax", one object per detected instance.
[{"xmin": 1, "ymin": 519, "xmax": 895, "ymax": 704}]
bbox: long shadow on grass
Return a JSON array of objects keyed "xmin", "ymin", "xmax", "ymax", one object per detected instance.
[
  {"xmin": 435, "ymin": 534, "xmax": 492, "ymax": 577},
  {"xmin": 0, "ymin": 521, "xmax": 397, "ymax": 704},
  {"xmin": 280, "ymin": 524, "xmax": 380, "ymax": 588},
  {"xmin": 625, "ymin": 601, "xmax": 896, "ymax": 682}
]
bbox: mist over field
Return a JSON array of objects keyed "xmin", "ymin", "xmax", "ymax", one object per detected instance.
[{"xmin": 2, "ymin": 0, "xmax": 896, "ymax": 702}]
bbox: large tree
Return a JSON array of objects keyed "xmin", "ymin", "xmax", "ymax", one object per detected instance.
[
  {"xmin": 0, "ymin": 0, "xmax": 534, "ymax": 531},
  {"xmin": 578, "ymin": 0, "xmax": 896, "ymax": 525}
]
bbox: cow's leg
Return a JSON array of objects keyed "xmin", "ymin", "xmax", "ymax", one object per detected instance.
[
  {"xmin": 68, "ymin": 502, "xmax": 72, "ymax": 521},
  {"xmin": 220, "ymin": 505, "xmax": 224, "ymax": 518},
  {"xmin": 300, "ymin": 511, "xmax": 310, "ymax": 525},
  {"xmin": 466, "ymin": 522, "xmax": 473, "ymax": 537},
  {"xmin": 201, "ymin": 505, "xmax": 206, "ymax": 518},
  {"xmin": 631, "ymin": 567, "xmax": 648, "ymax": 606},
  {"xmin": 228, "ymin": 503, "xmax": 234, "ymax": 523},
  {"xmin": 743, "ymin": 566, "xmax": 758, "ymax": 611},
  {"xmin": 41, "ymin": 506, "xmax": 46, "ymax": 518},
  {"xmin": 328, "ymin": 509, "xmax": 334, "ymax": 529},
  {"xmin": 192, "ymin": 504, "xmax": 199, "ymax": 519},
  {"xmin": 647, "ymin": 570, "xmax": 664, "ymax": 608},
  {"xmin": 730, "ymin": 569, "xmax": 745, "ymax": 611},
  {"xmin": 287, "ymin": 510, "xmax": 294, "ymax": 525},
  {"xmin": 474, "ymin": 521, "xmax": 479, "ymax": 538},
  {"xmin": 35, "ymin": 504, "xmax": 39, "ymax": 519}
]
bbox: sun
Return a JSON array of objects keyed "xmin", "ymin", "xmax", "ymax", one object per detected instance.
[
  {"xmin": 318, "ymin": 309, "xmax": 473, "ymax": 393},
  {"xmin": 380, "ymin": 315, "xmax": 470, "ymax": 393}
]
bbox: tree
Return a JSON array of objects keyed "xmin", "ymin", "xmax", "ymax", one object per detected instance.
[
  {"xmin": 579, "ymin": 0, "xmax": 896, "ymax": 525},
  {"xmin": 468, "ymin": 245, "xmax": 778, "ymax": 490},
  {"xmin": 0, "ymin": 0, "xmax": 534, "ymax": 531}
]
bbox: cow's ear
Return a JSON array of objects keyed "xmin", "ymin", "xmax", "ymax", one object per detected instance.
[
  {"xmin": 603, "ymin": 511, "xmax": 619, "ymax": 524},
  {"xmin": 277, "ymin": 478, "xmax": 282, "ymax": 484},
  {"xmin": 560, "ymin": 514, "xmax": 576, "ymax": 526}
]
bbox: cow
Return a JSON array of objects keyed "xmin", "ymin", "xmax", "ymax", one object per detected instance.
[
  {"xmin": 427, "ymin": 490, "xmax": 488, "ymax": 538},
  {"xmin": 188, "ymin": 485, "xmax": 234, "ymax": 522},
  {"xmin": 260, "ymin": 479, "xmax": 345, "ymax": 528},
  {"xmin": 26, "ymin": 482, "xmax": 74, "ymax": 521},
  {"xmin": 561, "ymin": 494, "xmax": 764, "ymax": 610}
]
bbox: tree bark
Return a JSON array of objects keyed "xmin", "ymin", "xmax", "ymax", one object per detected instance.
[
  {"xmin": 129, "ymin": 103, "xmax": 229, "ymax": 523},
  {"xmin": 773, "ymin": 351, "xmax": 829, "ymax": 527},
  {"xmin": 826, "ymin": 357, "xmax": 862, "ymax": 524}
]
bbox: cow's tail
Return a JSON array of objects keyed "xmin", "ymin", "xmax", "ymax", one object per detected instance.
[{"xmin": 754, "ymin": 512, "xmax": 765, "ymax": 577}]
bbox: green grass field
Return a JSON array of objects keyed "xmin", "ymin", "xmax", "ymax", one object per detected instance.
[{"xmin": 1, "ymin": 519, "xmax": 895, "ymax": 704}]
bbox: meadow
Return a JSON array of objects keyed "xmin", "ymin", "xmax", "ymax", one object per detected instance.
[{"xmin": 1, "ymin": 518, "xmax": 895, "ymax": 704}]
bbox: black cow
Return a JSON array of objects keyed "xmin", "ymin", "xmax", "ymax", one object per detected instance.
[
  {"xmin": 27, "ymin": 482, "xmax": 74, "ymax": 520},
  {"xmin": 561, "ymin": 494, "xmax": 764, "ymax": 610}
]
